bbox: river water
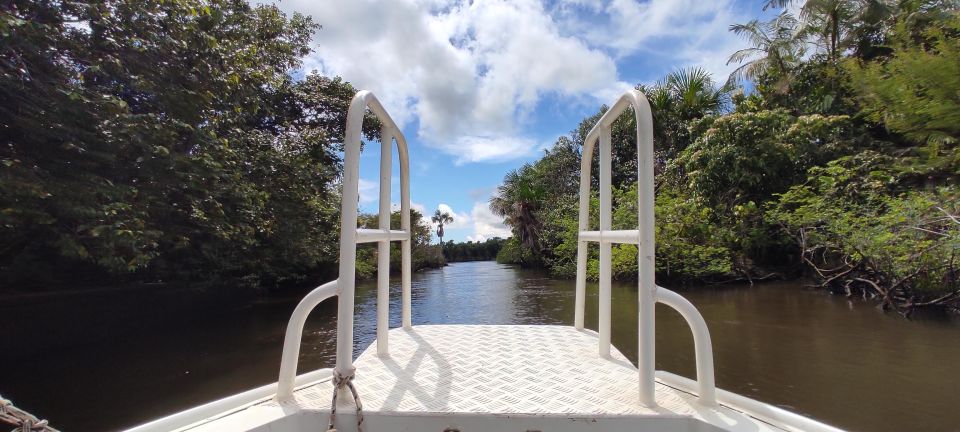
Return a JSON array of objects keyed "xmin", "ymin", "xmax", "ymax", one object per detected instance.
[{"xmin": 3, "ymin": 261, "xmax": 959, "ymax": 431}]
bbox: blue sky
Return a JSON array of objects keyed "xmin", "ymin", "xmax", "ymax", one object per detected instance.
[{"xmin": 266, "ymin": 0, "xmax": 774, "ymax": 242}]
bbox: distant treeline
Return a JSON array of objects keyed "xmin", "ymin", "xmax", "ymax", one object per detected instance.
[
  {"xmin": 442, "ymin": 238, "xmax": 506, "ymax": 262},
  {"xmin": 491, "ymin": 1, "xmax": 960, "ymax": 316},
  {"xmin": 356, "ymin": 212, "xmax": 445, "ymax": 279},
  {"xmin": 0, "ymin": 0, "xmax": 442, "ymax": 291}
]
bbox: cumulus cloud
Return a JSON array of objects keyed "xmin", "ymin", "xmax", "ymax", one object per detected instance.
[
  {"xmin": 389, "ymin": 201, "xmax": 434, "ymax": 228},
  {"xmin": 268, "ymin": 0, "xmax": 750, "ymax": 163},
  {"xmin": 467, "ymin": 201, "xmax": 511, "ymax": 241},
  {"xmin": 433, "ymin": 203, "xmax": 471, "ymax": 230},
  {"xmin": 450, "ymin": 136, "xmax": 539, "ymax": 165},
  {"xmin": 357, "ymin": 178, "xmax": 378, "ymax": 204},
  {"xmin": 567, "ymin": 0, "xmax": 750, "ymax": 81},
  {"xmin": 268, "ymin": 0, "xmax": 622, "ymax": 163}
]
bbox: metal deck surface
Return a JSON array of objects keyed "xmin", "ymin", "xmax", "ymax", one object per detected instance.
[{"xmin": 255, "ymin": 325, "xmax": 786, "ymax": 431}]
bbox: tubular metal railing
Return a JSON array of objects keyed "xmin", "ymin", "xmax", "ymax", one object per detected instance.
[
  {"xmin": 573, "ymin": 89, "xmax": 717, "ymax": 407},
  {"xmin": 275, "ymin": 91, "xmax": 412, "ymax": 401},
  {"xmin": 274, "ymin": 88, "xmax": 718, "ymax": 409}
]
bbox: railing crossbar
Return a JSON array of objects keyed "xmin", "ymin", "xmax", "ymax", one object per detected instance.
[{"xmin": 578, "ymin": 229, "xmax": 640, "ymax": 244}]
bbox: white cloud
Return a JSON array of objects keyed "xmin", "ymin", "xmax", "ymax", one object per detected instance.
[
  {"xmin": 433, "ymin": 203, "xmax": 470, "ymax": 229},
  {"xmin": 269, "ymin": 0, "xmax": 751, "ymax": 163},
  {"xmin": 390, "ymin": 201, "xmax": 434, "ymax": 228},
  {"xmin": 585, "ymin": 0, "xmax": 750, "ymax": 81},
  {"xmin": 357, "ymin": 178, "xmax": 378, "ymax": 204},
  {"xmin": 269, "ymin": 0, "xmax": 622, "ymax": 163},
  {"xmin": 467, "ymin": 201, "xmax": 511, "ymax": 241},
  {"xmin": 410, "ymin": 201, "xmax": 426, "ymax": 214},
  {"xmin": 450, "ymin": 136, "xmax": 539, "ymax": 165}
]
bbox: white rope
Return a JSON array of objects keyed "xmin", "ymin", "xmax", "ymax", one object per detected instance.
[
  {"xmin": 326, "ymin": 370, "xmax": 363, "ymax": 432},
  {"xmin": 0, "ymin": 396, "xmax": 59, "ymax": 432}
]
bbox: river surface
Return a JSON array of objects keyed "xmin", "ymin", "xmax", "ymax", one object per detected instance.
[{"xmin": 3, "ymin": 261, "xmax": 960, "ymax": 431}]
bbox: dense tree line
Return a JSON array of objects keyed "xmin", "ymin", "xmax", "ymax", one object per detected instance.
[
  {"xmin": 0, "ymin": 0, "xmax": 440, "ymax": 290},
  {"xmin": 442, "ymin": 238, "xmax": 505, "ymax": 262},
  {"xmin": 356, "ymin": 210, "xmax": 444, "ymax": 279},
  {"xmin": 493, "ymin": 0, "xmax": 960, "ymax": 316}
]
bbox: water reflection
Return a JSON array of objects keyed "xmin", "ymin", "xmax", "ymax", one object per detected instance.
[{"xmin": 3, "ymin": 261, "xmax": 959, "ymax": 431}]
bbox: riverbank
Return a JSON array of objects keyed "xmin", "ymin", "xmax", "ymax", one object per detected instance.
[{"xmin": 4, "ymin": 261, "xmax": 958, "ymax": 431}]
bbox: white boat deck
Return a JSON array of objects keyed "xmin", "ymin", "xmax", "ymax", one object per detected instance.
[
  {"xmin": 280, "ymin": 325, "xmax": 687, "ymax": 415},
  {"xmin": 125, "ymin": 90, "xmax": 841, "ymax": 432},
  {"xmin": 246, "ymin": 325, "xmax": 782, "ymax": 431}
]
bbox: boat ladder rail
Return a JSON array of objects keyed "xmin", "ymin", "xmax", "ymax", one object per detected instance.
[
  {"xmin": 120, "ymin": 88, "xmax": 846, "ymax": 432},
  {"xmin": 574, "ymin": 90, "xmax": 716, "ymax": 406},
  {"xmin": 276, "ymin": 90, "xmax": 413, "ymax": 401},
  {"xmin": 275, "ymin": 89, "xmax": 718, "ymax": 409}
]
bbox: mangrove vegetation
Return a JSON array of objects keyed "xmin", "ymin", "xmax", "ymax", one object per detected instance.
[
  {"xmin": 0, "ymin": 0, "xmax": 445, "ymax": 290},
  {"xmin": 2, "ymin": 0, "xmax": 958, "ymax": 318},
  {"xmin": 493, "ymin": 0, "xmax": 960, "ymax": 316}
]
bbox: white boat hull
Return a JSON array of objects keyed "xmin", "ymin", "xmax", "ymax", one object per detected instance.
[{"xmin": 127, "ymin": 325, "xmax": 841, "ymax": 432}]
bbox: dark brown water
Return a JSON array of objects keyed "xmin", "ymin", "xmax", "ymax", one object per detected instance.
[{"xmin": 3, "ymin": 261, "xmax": 959, "ymax": 431}]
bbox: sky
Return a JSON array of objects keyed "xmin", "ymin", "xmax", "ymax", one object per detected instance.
[{"xmin": 264, "ymin": 0, "xmax": 773, "ymax": 242}]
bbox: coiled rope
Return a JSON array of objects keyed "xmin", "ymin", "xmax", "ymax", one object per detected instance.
[
  {"xmin": 0, "ymin": 396, "xmax": 59, "ymax": 432},
  {"xmin": 326, "ymin": 370, "xmax": 363, "ymax": 432}
]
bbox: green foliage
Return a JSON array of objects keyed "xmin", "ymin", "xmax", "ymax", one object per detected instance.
[
  {"xmin": 443, "ymin": 238, "xmax": 505, "ymax": 262},
  {"xmin": 489, "ymin": 140, "xmax": 581, "ymax": 258},
  {"xmin": 654, "ymin": 190, "xmax": 737, "ymax": 281},
  {"xmin": 495, "ymin": 237, "xmax": 527, "ymax": 265},
  {"xmin": 0, "ymin": 0, "xmax": 375, "ymax": 289},
  {"xmin": 757, "ymin": 60, "xmax": 862, "ymax": 116},
  {"xmin": 677, "ymin": 110, "xmax": 797, "ymax": 205},
  {"xmin": 357, "ymin": 209, "xmax": 444, "ymax": 277},
  {"xmin": 727, "ymin": 11, "xmax": 806, "ymax": 86},
  {"xmin": 640, "ymin": 67, "xmax": 734, "ymax": 159},
  {"xmin": 846, "ymin": 13, "xmax": 960, "ymax": 145},
  {"xmin": 609, "ymin": 183, "xmax": 738, "ymax": 282},
  {"xmin": 769, "ymin": 152, "xmax": 959, "ymax": 297},
  {"xmin": 491, "ymin": 4, "xmax": 959, "ymax": 307},
  {"xmin": 3, "ymin": 0, "xmax": 959, "ymax": 313},
  {"xmin": 677, "ymin": 109, "xmax": 861, "ymax": 207},
  {"xmin": 540, "ymin": 194, "xmax": 588, "ymax": 278}
]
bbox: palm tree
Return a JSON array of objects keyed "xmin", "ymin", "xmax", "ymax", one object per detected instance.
[
  {"xmin": 763, "ymin": 0, "xmax": 895, "ymax": 61},
  {"xmin": 727, "ymin": 11, "xmax": 805, "ymax": 86},
  {"xmin": 640, "ymin": 67, "xmax": 732, "ymax": 156},
  {"xmin": 489, "ymin": 169, "xmax": 542, "ymax": 251},
  {"xmin": 664, "ymin": 67, "xmax": 732, "ymax": 120},
  {"xmin": 431, "ymin": 209, "xmax": 453, "ymax": 244}
]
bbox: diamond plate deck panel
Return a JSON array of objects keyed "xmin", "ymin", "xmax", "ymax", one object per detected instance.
[{"xmin": 265, "ymin": 325, "xmax": 706, "ymax": 416}]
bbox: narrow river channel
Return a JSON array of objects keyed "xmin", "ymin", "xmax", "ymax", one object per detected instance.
[{"xmin": 3, "ymin": 261, "xmax": 959, "ymax": 431}]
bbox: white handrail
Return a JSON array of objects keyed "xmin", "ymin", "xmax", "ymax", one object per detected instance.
[
  {"xmin": 574, "ymin": 90, "xmax": 717, "ymax": 408},
  {"xmin": 656, "ymin": 287, "xmax": 716, "ymax": 406},
  {"xmin": 275, "ymin": 90, "xmax": 412, "ymax": 402},
  {"xmin": 356, "ymin": 228, "xmax": 410, "ymax": 243},
  {"xmin": 575, "ymin": 89, "xmax": 658, "ymax": 406},
  {"xmin": 335, "ymin": 90, "xmax": 412, "ymax": 379},
  {"xmin": 276, "ymin": 280, "xmax": 339, "ymax": 400},
  {"xmin": 578, "ymin": 230, "xmax": 640, "ymax": 244}
]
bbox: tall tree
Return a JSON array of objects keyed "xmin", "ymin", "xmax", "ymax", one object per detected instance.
[
  {"xmin": 640, "ymin": 67, "xmax": 733, "ymax": 158},
  {"xmin": 763, "ymin": 0, "xmax": 897, "ymax": 60},
  {"xmin": 727, "ymin": 12, "xmax": 806, "ymax": 86},
  {"xmin": 0, "ymin": 0, "xmax": 375, "ymax": 288},
  {"xmin": 431, "ymin": 210, "xmax": 453, "ymax": 245},
  {"xmin": 489, "ymin": 169, "xmax": 543, "ymax": 251},
  {"xmin": 846, "ymin": 11, "xmax": 960, "ymax": 145}
]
